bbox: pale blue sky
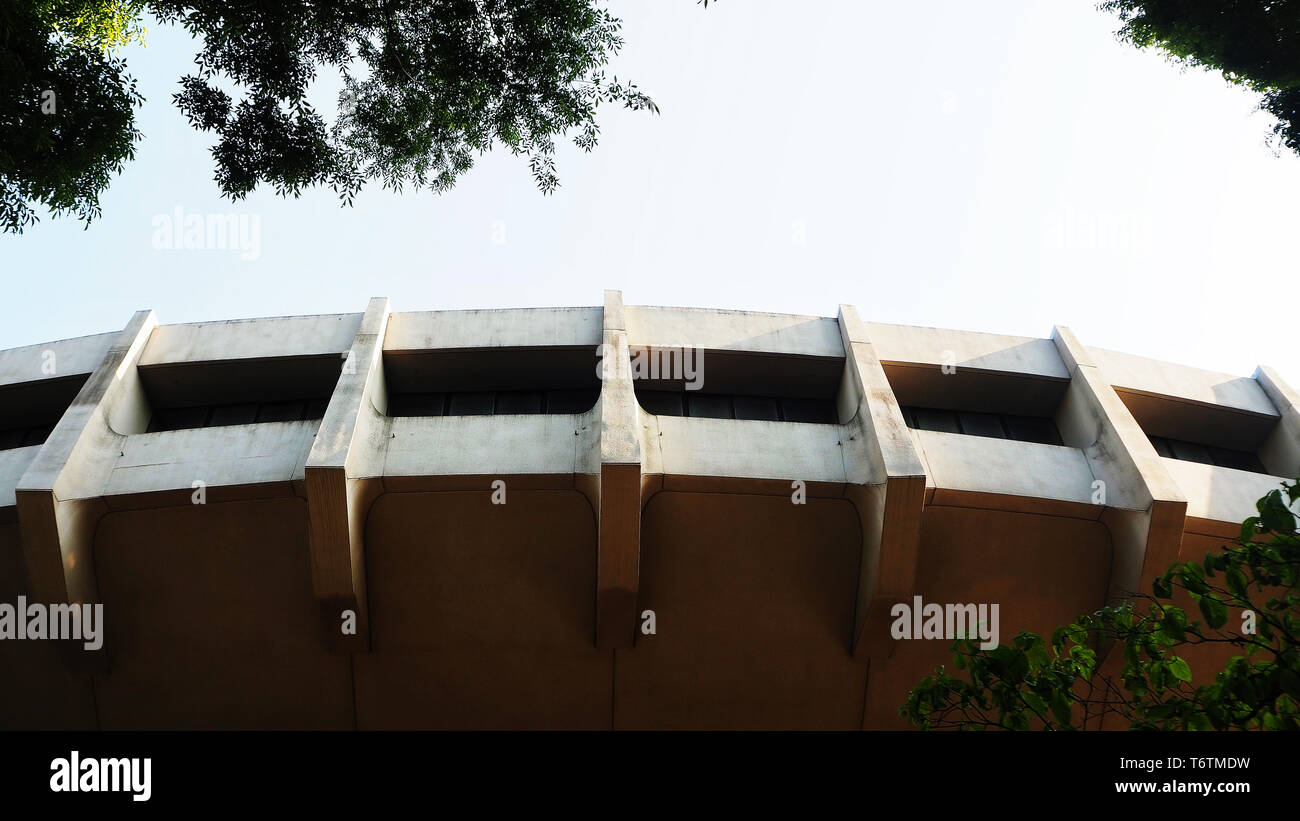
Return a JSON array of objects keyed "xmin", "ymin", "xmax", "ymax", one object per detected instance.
[{"xmin": 2, "ymin": 1, "xmax": 1297, "ymax": 385}]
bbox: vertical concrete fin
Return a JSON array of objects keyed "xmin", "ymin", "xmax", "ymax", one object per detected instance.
[
  {"xmin": 595, "ymin": 289, "xmax": 643, "ymax": 648},
  {"xmin": 15, "ymin": 309, "xmax": 157, "ymax": 668},
  {"xmin": 1051, "ymin": 326, "xmax": 1186, "ymax": 605},
  {"xmin": 1255, "ymin": 366, "xmax": 1300, "ymax": 479},
  {"xmin": 836, "ymin": 305, "xmax": 925, "ymax": 482},
  {"xmin": 306, "ymin": 297, "xmax": 390, "ymax": 653},
  {"xmin": 837, "ymin": 305, "xmax": 926, "ymax": 658}
]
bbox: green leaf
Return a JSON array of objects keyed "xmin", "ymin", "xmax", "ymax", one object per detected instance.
[
  {"xmin": 1225, "ymin": 566, "xmax": 1248, "ymax": 599},
  {"xmin": 1182, "ymin": 563, "xmax": 1209, "ymax": 595},
  {"xmin": 1024, "ymin": 691, "xmax": 1047, "ymax": 718},
  {"xmin": 990, "ymin": 646, "xmax": 1030, "ymax": 684},
  {"xmin": 1259, "ymin": 490, "xmax": 1297, "ymax": 533},
  {"xmin": 1240, "ymin": 517, "xmax": 1260, "ymax": 542},
  {"xmin": 1198, "ymin": 596, "xmax": 1228, "ymax": 629},
  {"xmin": 1169, "ymin": 657, "xmax": 1192, "ymax": 682},
  {"xmin": 1160, "ymin": 607, "xmax": 1187, "ymax": 641},
  {"xmin": 1152, "ymin": 574, "xmax": 1172, "ymax": 598},
  {"xmin": 1051, "ymin": 625, "xmax": 1069, "ymax": 652},
  {"xmin": 1049, "ymin": 690, "xmax": 1072, "ymax": 726}
]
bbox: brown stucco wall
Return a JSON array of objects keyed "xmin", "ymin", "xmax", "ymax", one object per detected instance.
[
  {"xmin": 354, "ymin": 490, "xmax": 610, "ymax": 729},
  {"xmin": 91, "ymin": 499, "xmax": 353, "ymax": 729}
]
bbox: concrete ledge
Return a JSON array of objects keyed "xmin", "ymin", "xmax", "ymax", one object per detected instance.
[
  {"xmin": 383, "ymin": 414, "xmax": 588, "ymax": 477},
  {"xmin": 139, "ymin": 313, "xmax": 361, "ymax": 366},
  {"xmin": 626, "ymin": 306, "xmax": 843, "ymax": 357},
  {"xmin": 385, "ymin": 307, "xmax": 602, "ymax": 351},
  {"xmin": 1160, "ymin": 458, "xmax": 1289, "ymax": 526},
  {"xmin": 868, "ymin": 322, "xmax": 1069, "ymax": 379},
  {"xmin": 911, "ymin": 429, "xmax": 1098, "ymax": 507},
  {"xmin": 651, "ymin": 416, "xmax": 846, "ymax": 483},
  {"xmin": 104, "ymin": 421, "xmax": 317, "ymax": 497},
  {"xmin": 0, "ymin": 332, "xmax": 116, "ymax": 390},
  {"xmin": 1090, "ymin": 346, "xmax": 1278, "ymax": 418}
]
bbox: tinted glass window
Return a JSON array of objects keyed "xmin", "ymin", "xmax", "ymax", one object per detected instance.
[
  {"xmin": 686, "ymin": 394, "xmax": 733, "ymax": 420},
  {"xmin": 902, "ymin": 406, "xmax": 1064, "ymax": 446},
  {"xmin": 1169, "ymin": 439, "xmax": 1214, "ymax": 465},
  {"xmin": 0, "ymin": 429, "xmax": 26, "ymax": 449},
  {"xmin": 494, "ymin": 391, "xmax": 544, "ymax": 415},
  {"xmin": 147, "ymin": 399, "xmax": 328, "ymax": 432},
  {"xmin": 958, "ymin": 412, "xmax": 1005, "ymax": 439},
  {"xmin": 257, "ymin": 401, "xmax": 305, "ymax": 423},
  {"xmin": 635, "ymin": 391, "xmax": 684, "ymax": 417},
  {"xmin": 733, "ymin": 396, "xmax": 780, "ymax": 421},
  {"xmin": 1149, "ymin": 436, "xmax": 1175, "ymax": 458},
  {"xmin": 389, "ymin": 393, "xmax": 445, "ymax": 417},
  {"xmin": 545, "ymin": 389, "xmax": 599, "ymax": 414},
  {"xmin": 1149, "ymin": 435, "xmax": 1267, "ymax": 474},
  {"xmin": 913, "ymin": 408, "xmax": 960, "ymax": 434},
  {"xmin": 209, "ymin": 403, "xmax": 259, "ymax": 427},
  {"xmin": 448, "ymin": 392, "xmax": 494, "ymax": 416},
  {"xmin": 1211, "ymin": 447, "xmax": 1265, "ymax": 473},
  {"xmin": 781, "ymin": 398, "xmax": 836, "ymax": 424},
  {"xmin": 1003, "ymin": 415, "xmax": 1063, "ymax": 446},
  {"xmin": 21, "ymin": 425, "xmax": 53, "ymax": 447}
]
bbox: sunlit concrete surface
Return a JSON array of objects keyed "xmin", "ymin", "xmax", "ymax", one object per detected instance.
[{"xmin": 0, "ymin": 293, "xmax": 1293, "ymax": 729}]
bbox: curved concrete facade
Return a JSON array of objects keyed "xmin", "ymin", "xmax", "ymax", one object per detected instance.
[{"xmin": 0, "ymin": 292, "xmax": 1295, "ymax": 729}]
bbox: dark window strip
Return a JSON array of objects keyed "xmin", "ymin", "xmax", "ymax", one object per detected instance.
[
  {"xmin": 1149, "ymin": 435, "xmax": 1267, "ymax": 475},
  {"xmin": 146, "ymin": 400, "xmax": 329, "ymax": 433},
  {"xmin": 902, "ymin": 406, "xmax": 1063, "ymax": 446},
  {"xmin": 632, "ymin": 391, "xmax": 837, "ymax": 424},
  {"xmin": 0, "ymin": 424, "xmax": 55, "ymax": 451},
  {"xmin": 388, "ymin": 388, "xmax": 600, "ymax": 418}
]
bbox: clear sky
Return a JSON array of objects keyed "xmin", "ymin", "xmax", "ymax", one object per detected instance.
[{"xmin": 2, "ymin": 1, "xmax": 1297, "ymax": 386}]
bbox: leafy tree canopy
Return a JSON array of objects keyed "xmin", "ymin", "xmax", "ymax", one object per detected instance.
[
  {"xmin": 903, "ymin": 480, "xmax": 1300, "ymax": 731},
  {"xmin": 1, "ymin": 1, "xmax": 144, "ymax": 233},
  {"xmin": 1102, "ymin": 0, "xmax": 1300, "ymax": 155},
  {"xmin": 2, "ymin": 0, "xmax": 662, "ymax": 233},
  {"xmin": 36, "ymin": 0, "xmax": 147, "ymax": 53}
]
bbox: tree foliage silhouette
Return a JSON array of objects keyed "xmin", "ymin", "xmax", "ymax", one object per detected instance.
[
  {"xmin": 1102, "ymin": 1, "xmax": 1300, "ymax": 156},
  {"xmin": 1, "ymin": 1, "xmax": 144, "ymax": 233},
  {"xmin": 3, "ymin": 1, "xmax": 664, "ymax": 233}
]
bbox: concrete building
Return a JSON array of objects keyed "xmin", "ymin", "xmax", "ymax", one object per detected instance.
[{"xmin": 0, "ymin": 292, "xmax": 1295, "ymax": 730}]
